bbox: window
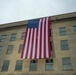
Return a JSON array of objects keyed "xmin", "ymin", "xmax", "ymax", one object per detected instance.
[
  {"xmin": 60, "ymin": 40, "xmax": 69, "ymax": 50},
  {"xmin": 6, "ymin": 45, "xmax": 14, "ymax": 54},
  {"xmin": 21, "ymin": 32, "xmax": 25, "ymax": 40},
  {"xmin": 30, "ymin": 60, "xmax": 37, "ymax": 71},
  {"xmin": 0, "ymin": 35, "xmax": 6, "ymax": 42},
  {"xmin": 18, "ymin": 44, "xmax": 23, "ymax": 53},
  {"xmin": 15, "ymin": 60, "xmax": 23, "ymax": 71},
  {"xmin": 10, "ymin": 33, "xmax": 16, "ymax": 41},
  {"xmin": 50, "ymin": 29, "xmax": 52, "ymax": 36},
  {"xmin": 62, "ymin": 57, "xmax": 73, "ymax": 70},
  {"xmin": 59, "ymin": 27, "xmax": 66, "ymax": 36},
  {"xmin": 45, "ymin": 59, "xmax": 54, "ymax": 71},
  {"xmin": 2, "ymin": 60, "xmax": 10, "ymax": 71},
  {"xmin": 0, "ymin": 46, "xmax": 3, "ymax": 51},
  {"xmin": 50, "ymin": 42, "xmax": 53, "ymax": 51},
  {"xmin": 73, "ymin": 25, "xmax": 76, "ymax": 33}
]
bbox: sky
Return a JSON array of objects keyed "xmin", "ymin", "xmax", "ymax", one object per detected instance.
[{"xmin": 0, "ymin": 0, "xmax": 76, "ymax": 24}]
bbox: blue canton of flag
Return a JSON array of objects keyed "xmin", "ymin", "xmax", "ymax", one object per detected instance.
[{"xmin": 27, "ymin": 19, "xmax": 39, "ymax": 28}]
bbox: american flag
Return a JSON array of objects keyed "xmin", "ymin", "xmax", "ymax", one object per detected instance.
[{"xmin": 21, "ymin": 17, "xmax": 51, "ymax": 59}]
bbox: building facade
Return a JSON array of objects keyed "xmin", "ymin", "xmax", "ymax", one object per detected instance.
[{"xmin": 0, "ymin": 12, "xmax": 76, "ymax": 75}]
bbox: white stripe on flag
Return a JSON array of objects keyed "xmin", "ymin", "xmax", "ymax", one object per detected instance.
[
  {"xmin": 23, "ymin": 29, "xmax": 30, "ymax": 58},
  {"xmin": 37, "ymin": 19, "xmax": 42, "ymax": 59},
  {"xmin": 41, "ymin": 18, "xmax": 45, "ymax": 58},
  {"xmin": 27, "ymin": 28, "xmax": 33, "ymax": 59},
  {"xmin": 32, "ymin": 28, "xmax": 37, "ymax": 59}
]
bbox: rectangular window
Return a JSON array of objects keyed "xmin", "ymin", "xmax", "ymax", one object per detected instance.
[
  {"xmin": 2, "ymin": 60, "xmax": 10, "ymax": 71},
  {"xmin": 10, "ymin": 33, "xmax": 17, "ymax": 41},
  {"xmin": 0, "ymin": 46, "xmax": 3, "ymax": 51},
  {"xmin": 15, "ymin": 60, "xmax": 23, "ymax": 71},
  {"xmin": 0, "ymin": 35, "xmax": 6, "ymax": 42},
  {"xmin": 73, "ymin": 25, "xmax": 76, "ymax": 34},
  {"xmin": 45, "ymin": 59, "xmax": 54, "ymax": 71},
  {"xmin": 6, "ymin": 45, "xmax": 14, "ymax": 54},
  {"xmin": 21, "ymin": 32, "xmax": 25, "ymax": 40},
  {"xmin": 59, "ymin": 27, "xmax": 66, "ymax": 36},
  {"xmin": 50, "ymin": 29, "xmax": 52, "ymax": 36},
  {"xmin": 62, "ymin": 57, "xmax": 73, "ymax": 70},
  {"xmin": 50, "ymin": 42, "xmax": 53, "ymax": 51},
  {"xmin": 18, "ymin": 44, "xmax": 23, "ymax": 53},
  {"xmin": 60, "ymin": 40, "xmax": 69, "ymax": 50},
  {"xmin": 30, "ymin": 60, "xmax": 37, "ymax": 71}
]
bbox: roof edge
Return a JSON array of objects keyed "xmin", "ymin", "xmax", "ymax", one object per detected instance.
[{"xmin": 0, "ymin": 12, "xmax": 76, "ymax": 28}]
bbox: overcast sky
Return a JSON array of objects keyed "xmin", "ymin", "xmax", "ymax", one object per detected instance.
[{"xmin": 0, "ymin": 0, "xmax": 76, "ymax": 24}]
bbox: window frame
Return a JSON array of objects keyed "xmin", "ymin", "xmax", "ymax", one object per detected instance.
[
  {"xmin": 6, "ymin": 45, "xmax": 14, "ymax": 54},
  {"xmin": 50, "ymin": 29, "xmax": 52, "ymax": 37},
  {"xmin": 15, "ymin": 60, "xmax": 23, "ymax": 71},
  {"xmin": 10, "ymin": 33, "xmax": 17, "ymax": 41},
  {"xmin": 2, "ymin": 60, "xmax": 10, "ymax": 71},
  {"xmin": 21, "ymin": 32, "xmax": 25, "ymax": 40},
  {"xmin": 59, "ymin": 27, "xmax": 66, "ymax": 36},
  {"xmin": 18, "ymin": 44, "xmax": 23, "ymax": 53},
  {"xmin": 0, "ymin": 35, "xmax": 6, "ymax": 42},
  {"xmin": 73, "ymin": 25, "xmax": 76, "ymax": 34},
  {"xmin": 0, "ymin": 46, "xmax": 3, "ymax": 52},
  {"xmin": 50, "ymin": 41, "xmax": 53, "ymax": 51},
  {"xmin": 45, "ymin": 59, "xmax": 54, "ymax": 71},
  {"xmin": 60, "ymin": 40, "xmax": 69, "ymax": 50},
  {"xmin": 62, "ymin": 57, "xmax": 73, "ymax": 71},
  {"xmin": 30, "ymin": 60, "xmax": 37, "ymax": 71}
]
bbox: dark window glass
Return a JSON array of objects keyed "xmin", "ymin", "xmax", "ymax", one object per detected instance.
[
  {"xmin": 30, "ymin": 60, "xmax": 37, "ymax": 71},
  {"xmin": 15, "ymin": 60, "xmax": 23, "ymax": 70},
  {"xmin": 10, "ymin": 33, "xmax": 16, "ymax": 41},
  {"xmin": 50, "ymin": 29, "xmax": 52, "ymax": 36},
  {"xmin": 21, "ymin": 32, "xmax": 25, "ymax": 40},
  {"xmin": 73, "ymin": 25, "xmax": 76, "ymax": 34},
  {"xmin": 50, "ymin": 41, "xmax": 54, "ymax": 51},
  {"xmin": 62, "ymin": 57, "xmax": 73, "ymax": 70},
  {"xmin": 2, "ymin": 60, "xmax": 10, "ymax": 71},
  {"xmin": 18, "ymin": 44, "xmax": 23, "ymax": 53},
  {"xmin": 0, "ymin": 35, "xmax": 6, "ymax": 42},
  {"xmin": 45, "ymin": 59, "xmax": 54, "ymax": 71},
  {"xmin": 0, "ymin": 46, "xmax": 3, "ymax": 51},
  {"xmin": 6, "ymin": 45, "xmax": 14, "ymax": 54},
  {"xmin": 59, "ymin": 27, "xmax": 66, "ymax": 36},
  {"xmin": 60, "ymin": 40, "xmax": 69, "ymax": 50}
]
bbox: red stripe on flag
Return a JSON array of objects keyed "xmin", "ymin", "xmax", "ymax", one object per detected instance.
[
  {"xmin": 21, "ymin": 28, "xmax": 28, "ymax": 58},
  {"xmin": 48, "ymin": 17, "xmax": 51, "ymax": 57},
  {"xmin": 25, "ymin": 29, "xmax": 31, "ymax": 58},
  {"xmin": 44, "ymin": 18, "xmax": 46, "ymax": 58},
  {"xmin": 28, "ymin": 28, "xmax": 33, "ymax": 58}
]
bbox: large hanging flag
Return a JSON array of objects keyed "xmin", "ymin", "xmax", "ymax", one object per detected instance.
[{"xmin": 21, "ymin": 17, "xmax": 51, "ymax": 59}]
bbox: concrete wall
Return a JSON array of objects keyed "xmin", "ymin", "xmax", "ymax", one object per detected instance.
[{"xmin": 0, "ymin": 13, "xmax": 76, "ymax": 75}]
